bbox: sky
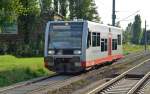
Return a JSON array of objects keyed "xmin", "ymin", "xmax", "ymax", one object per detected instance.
[{"xmin": 95, "ymin": 0, "xmax": 150, "ymax": 29}]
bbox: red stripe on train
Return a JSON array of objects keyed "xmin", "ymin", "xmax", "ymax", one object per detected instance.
[{"xmin": 81, "ymin": 54, "xmax": 124, "ymax": 68}]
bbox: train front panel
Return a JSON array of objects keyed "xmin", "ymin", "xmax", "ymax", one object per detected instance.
[{"xmin": 44, "ymin": 21, "xmax": 87, "ymax": 73}]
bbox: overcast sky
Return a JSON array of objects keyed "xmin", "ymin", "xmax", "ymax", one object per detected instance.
[{"xmin": 95, "ymin": 0, "xmax": 150, "ymax": 29}]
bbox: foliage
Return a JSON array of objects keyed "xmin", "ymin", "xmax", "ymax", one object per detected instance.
[
  {"xmin": 0, "ymin": 0, "xmax": 16, "ymax": 25},
  {"xmin": 131, "ymin": 15, "xmax": 142, "ymax": 44},
  {"xmin": 59, "ymin": 0, "xmax": 68, "ymax": 18},
  {"xmin": 147, "ymin": 30, "xmax": 150, "ymax": 44},
  {"xmin": 123, "ymin": 23, "xmax": 132, "ymax": 44},
  {"xmin": 54, "ymin": 0, "xmax": 59, "ymax": 13},
  {"xmin": 18, "ymin": 0, "xmax": 40, "ymax": 44},
  {"xmin": 0, "ymin": 0, "xmax": 40, "ymax": 45},
  {"xmin": 68, "ymin": 0, "xmax": 100, "ymax": 21},
  {"xmin": 0, "ymin": 0, "xmax": 39, "ymax": 25},
  {"xmin": 40, "ymin": 0, "xmax": 52, "ymax": 10},
  {"xmin": 40, "ymin": 0, "xmax": 53, "ymax": 21},
  {"xmin": 0, "ymin": 38, "xmax": 44, "ymax": 57},
  {"xmin": 0, "ymin": 0, "xmax": 101, "ymax": 57}
]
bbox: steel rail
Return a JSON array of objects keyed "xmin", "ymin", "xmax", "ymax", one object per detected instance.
[
  {"xmin": 127, "ymin": 72, "xmax": 150, "ymax": 94},
  {"xmin": 87, "ymin": 58, "xmax": 150, "ymax": 94},
  {"xmin": 0, "ymin": 74, "xmax": 59, "ymax": 93}
]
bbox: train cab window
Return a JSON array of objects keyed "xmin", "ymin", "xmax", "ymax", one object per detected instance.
[
  {"xmin": 101, "ymin": 39, "xmax": 107, "ymax": 52},
  {"xmin": 112, "ymin": 39, "xmax": 117, "ymax": 50},
  {"xmin": 92, "ymin": 32, "xmax": 100, "ymax": 47},
  {"xmin": 117, "ymin": 35, "xmax": 121, "ymax": 45}
]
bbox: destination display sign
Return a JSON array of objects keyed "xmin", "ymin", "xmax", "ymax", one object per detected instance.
[{"xmin": 53, "ymin": 25, "xmax": 71, "ymax": 30}]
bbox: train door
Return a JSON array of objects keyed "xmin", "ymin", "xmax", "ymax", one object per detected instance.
[{"xmin": 108, "ymin": 29, "xmax": 112, "ymax": 56}]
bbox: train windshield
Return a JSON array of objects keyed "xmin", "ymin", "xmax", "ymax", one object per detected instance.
[{"xmin": 49, "ymin": 22, "xmax": 83, "ymax": 49}]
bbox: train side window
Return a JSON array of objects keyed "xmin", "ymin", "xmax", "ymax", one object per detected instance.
[
  {"xmin": 92, "ymin": 32, "xmax": 97, "ymax": 47},
  {"xmin": 104, "ymin": 39, "xmax": 107, "ymax": 51},
  {"xmin": 115, "ymin": 39, "xmax": 117, "ymax": 49},
  {"xmin": 112, "ymin": 39, "xmax": 115, "ymax": 50},
  {"xmin": 97, "ymin": 33, "xmax": 100, "ymax": 46},
  {"xmin": 117, "ymin": 35, "xmax": 121, "ymax": 45},
  {"xmin": 112, "ymin": 39, "xmax": 117, "ymax": 50},
  {"xmin": 92, "ymin": 32, "xmax": 101, "ymax": 47},
  {"xmin": 101, "ymin": 39, "xmax": 107, "ymax": 51},
  {"xmin": 101, "ymin": 39, "xmax": 105, "ymax": 51}
]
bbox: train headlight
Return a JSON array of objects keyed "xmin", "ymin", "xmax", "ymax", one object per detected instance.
[
  {"xmin": 74, "ymin": 50, "xmax": 81, "ymax": 55},
  {"xmin": 75, "ymin": 62, "xmax": 81, "ymax": 67},
  {"xmin": 48, "ymin": 50, "xmax": 55, "ymax": 55}
]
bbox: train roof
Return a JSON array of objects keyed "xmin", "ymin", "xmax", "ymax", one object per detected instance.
[
  {"xmin": 87, "ymin": 21, "xmax": 121, "ymax": 30},
  {"xmin": 48, "ymin": 20, "xmax": 121, "ymax": 30}
]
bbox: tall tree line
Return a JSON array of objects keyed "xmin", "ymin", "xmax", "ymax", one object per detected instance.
[
  {"xmin": 0, "ymin": 0, "xmax": 100, "ymax": 27},
  {"xmin": 124, "ymin": 14, "xmax": 142, "ymax": 44},
  {"xmin": 0, "ymin": 0, "xmax": 100, "ymax": 56},
  {"xmin": 1, "ymin": 0, "xmax": 100, "ymax": 44},
  {"xmin": 40, "ymin": 0, "xmax": 100, "ymax": 21}
]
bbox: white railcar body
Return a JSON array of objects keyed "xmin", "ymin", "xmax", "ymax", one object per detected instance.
[{"xmin": 44, "ymin": 20, "xmax": 123, "ymax": 73}]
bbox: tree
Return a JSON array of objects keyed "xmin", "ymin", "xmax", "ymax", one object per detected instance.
[
  {"xmin": 0, "ymin": 0, "xmax": 101, "ymax": 56},
  {"xmin": 123, "ymin": 23, "xmax": 132, "ymax": 44},
  {"xmin": 68, "ymin": 0, "xmax": 100, "ymax": 22},
  {"xmin": 0, "ymin": 0, "xmax": 41, "ymax": 56},
  {"xmin": 54, "ymin": 0, "xmax": 59, "ymax": 13},
  {"xmin": 0, "ymin": 0, "xmax": 29, "ymax": 25},
  {"xmin": 40, "ymin": 0, "xmax": 52, "ymax": 10},
  {"xmin": 40, "ymin": 0, "xmax": 54, "ymax": 22},
  {"xmin": 59, "ymin": 0, "xmax": 68, "ymax": 18},
  {"xmin": 17, "ymin": 0, "xmax": 40, "ymax": 44},
  {"xmin": 0, "ymin": 0, "xmax": 14, "ymax": 25},
  {"xmin": 68, "ymin": 0, "xmax": 76, "ymax": 19},
  {"xmin": 40, "ymin": 0, "xmax": 101, "ymax": 22},
  {"xmin": 140, "ymin": 29, "xmax": 145, "ymax": 44},
  {"xmin": 131, "ymin": 15, "xmax": 142, "ymax": 44},
  {"xmin": 0, "ymin": 0, "xmax": 40, "ymax": 40},
  {"xmin": 86, "ymin": 0, "xmax": 100, "ymax": 22}
]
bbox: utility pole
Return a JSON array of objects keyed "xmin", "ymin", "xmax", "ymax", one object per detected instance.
[
  {"xmin": 144, "ymin": 20, "xmax": 147, "ymax": 51},
  {"xmin": 112, "ymin": 0, "xmax": 116, "ymax": 26}
]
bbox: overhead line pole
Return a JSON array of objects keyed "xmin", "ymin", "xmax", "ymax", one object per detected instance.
[{"xmin": 112, "ymin": 0, "xmax": 116, "ymax": 26}]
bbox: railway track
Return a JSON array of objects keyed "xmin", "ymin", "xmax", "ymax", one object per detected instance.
[
  {"xmin": 0, "ymin": 74, "xmax": 72, "ymax": 94},
  {"xmin": 92, "ymin": 72, "xmax": 150, "ymax": 94},
  {"xmin": 87, "ymin": 58, "xmax": 150, "ymax": 94},
  {"xmin": 136, "ymin": 77, "xmax": 150, "ymax": 94},
  {"xmin": 0, "ymin": 51, "xmax": 150, "ymax": 94}
]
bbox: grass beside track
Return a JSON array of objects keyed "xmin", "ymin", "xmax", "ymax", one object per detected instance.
[
  {"xmin": 0, "ymin": 55, "xmax": 54, "ymax": 87},
  {"xmin": 123, "ymin": 44, "xmax": 150, "ymax": 55}
]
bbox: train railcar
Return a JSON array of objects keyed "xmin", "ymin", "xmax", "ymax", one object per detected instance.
[{"xmin": 44, "ymin": 20, "xmax": 124, "ymax": 73}]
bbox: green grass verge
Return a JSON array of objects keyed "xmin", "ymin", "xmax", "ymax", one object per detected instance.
[
  {"xmin": 0, "ymin": 55, "xmax": 54, "ymax": 87},
  {"xmin": 123, "ymin": 44, "xmax": 150, "ymax": 55}
]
